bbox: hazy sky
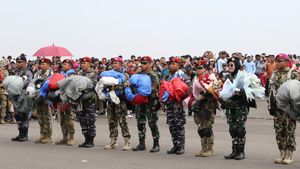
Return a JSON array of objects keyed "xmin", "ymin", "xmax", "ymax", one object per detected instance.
[{"xmin": 1, "ymin": 0, "xmax": 299, "ymax": 59}]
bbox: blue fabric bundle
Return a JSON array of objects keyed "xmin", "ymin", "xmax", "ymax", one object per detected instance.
[
  {"xmin": 100, "ymin": 70, "xmax": 125, "ymax": 84},
  {"xmin": 127, "ymin": 74, "xmax": 152, "ymax": 97},
  {"xmin": 39, "ymin": 80, "xmax": 49, "ymax": 97}
]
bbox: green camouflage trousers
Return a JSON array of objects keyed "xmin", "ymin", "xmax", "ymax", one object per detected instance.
[
  {"xmin": 107, "ymin": 101, "xmax": 131, "ymax": 139},
  {"xmin": 60, "ymin": 109, "xmax": 75, "ymax": 136},
  {"xmin": 194, "ymin": 113, "xmax": 215, "ymax": 148},
  {"xmin": 226, "ymin": 106, "xmax": 248, "ymax": 146},
  {"xmin": 274, "ymin": 112, "xmax": 296, "ymax": 151},
  {"xmin": 0, "ymin": 89, "xmax": 7, "ymax": 118},
  {"xmin": 36, "ymin": 103, "xmax": 52, "ymax": 137},
  {"xmin": 135, "ymin": 104, "xmax": 159, "ymax": 141}
]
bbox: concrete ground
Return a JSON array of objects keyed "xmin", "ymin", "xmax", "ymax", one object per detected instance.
[{"xmin": 0, "ymin": 99, "xmax": 300, "ymax": 169}]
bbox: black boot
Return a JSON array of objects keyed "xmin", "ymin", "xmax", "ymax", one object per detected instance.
[
  {"xmin": 234, "ymin": 144, "xmax": 245, "ymax": 160},
  {"xmin": 132, "ymin": 140, "xmax": 146, "ymax": 151},
  {"xmin": 78, "ymin": 135, "xmax": 88, "ymax": 148},
  {"xmin": 150, "ymin": 139, "xmax": 160, "ymax": 153},
  {"xmin": 79, "ymin": 135, "xmax": 94, "ymax": 148},
  {"xmin": 176, "ymin": 146, "xmax": 185, "ymax": 155},
  {"xmin": 224, "ymin": 145, "xmax": 237, "ymax": 159},
  {"xmin": 167, "ymin": 146, "xmax": 178, "ymax": 154},
  {"xmin": 11, "ymin": 129, "xmax": 21, "ymax": 141},
  {"xmin": 18, "ymin": 128, "xmax": 28, "ymax": 142}
]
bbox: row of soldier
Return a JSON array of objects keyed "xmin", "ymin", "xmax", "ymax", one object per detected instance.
[{"xmin": 0, "ymin": 53, "xmax": 299, "ymax": 165}]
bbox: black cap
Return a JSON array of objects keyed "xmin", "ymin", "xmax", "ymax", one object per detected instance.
[{"xmin": 16, "ymin": 53, "xmax": 27, "ymax": 62}]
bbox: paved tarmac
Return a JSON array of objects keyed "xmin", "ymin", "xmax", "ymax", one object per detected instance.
[{"xmin": 0, "ymin": 99, "xmax": 300, "ymax": 169}]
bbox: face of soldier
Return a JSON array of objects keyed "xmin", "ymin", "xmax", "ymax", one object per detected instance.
[
  {"xmin": 197, "ymin": 67, "xmax": 206, "ymax": 75},
  {"xmin": 169, "ymin": 62, "xmax": 179, "ymax": 73},
  {"xmin": 40, "ymin": 63, "xmax": 50, "ymax": 71},
  {"xmin": 228, "ymin": 62, "xmax": 236, "ymax": 73},
  {"xmin": 141, "ymin": 62, "xmax": 151, "ymax": 71},
  {"xmin": 61, "ymin": 62, "xmax": 72, "ymax": 71},
  {"xmin": 275, "ymin": 59, "xmax": 287, "ymax": 70},
  {"xmin": 81, "ymin": 62, "xmax": 90, "ymax": 71},
  {"xmin": 112, "ymin": 61, "xmax": 122, "ymax": 71},
  {"xmin": 16, "ymin": 60, "xmax": 26, "ymax": 69}
]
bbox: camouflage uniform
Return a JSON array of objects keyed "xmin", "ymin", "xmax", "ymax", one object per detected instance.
[
  {"xmin": 192, "ymin": 92, "xmax": 218, "ymax": 157},
  {"xmin": 34, "ymin": 69, "xmax": 52, "ymax": 142},
  {"xmin": 107, "ymin": 101, "xmax": 130, "ymax": 139},
  {"xmin": 75, "ymin": 68, "xmax": 98, "ymax": 147},
  {"xmin": 12, "ymin": 67, "xmax": 33, "ymax": 141},
  {"xmin": 55, "ymin": 69, "xmax": 76, "ymax": 145},
  {"xmin": 106, "ymin": 70, "xmax": 131, "ymax": 142},
  {"xmin": 133, "ymin": 71, "xmax": 161, "ymax": 151},
  {"xmin": 0, "ymin": 68, "xmax": 9, "ymax": 123},
  {"xmin": 0, "ymin": 86, "xmax": 7, "ymax": 123},
  {"xmin": 164, "ymin": 70, "xmax": 191, "ymax": 154},
  {"xmin": 269, "ymin": 68, "xmax": 299, "ymax": 152},
  {"xmin": 222, "ymin": 85, "xmax": 249, "ymax": 160}
]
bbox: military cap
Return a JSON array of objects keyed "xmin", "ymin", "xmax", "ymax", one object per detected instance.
[
  {"xmin": 275, "ymin": 53, "xmax": 289, "ymax": 61},
  {"xmin": 40, "ymin": 58, "xmax": 52, "ymax": 65},
  {"xmin": 169, "ymin": 57, "xmax": 181, "ymax": 63},
  {"xmin": 112, "ymin": 57, "xmax": 123, "ymax": 63},
  {"xmin": 80, "ymin": 57, "xmax": 92, "ymax": 63},
  {"xmin": 62, "ymin": 59, "xmax": 74, "ymax": 65},
  {"xmin": 16, "ymin": 53, "xmax": 27, "ymax": 62},
  {"xmin": 141, "ymin": 56, "xmax": 153, "ymax": 63}
]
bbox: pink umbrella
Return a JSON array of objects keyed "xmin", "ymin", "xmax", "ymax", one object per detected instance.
[{"xmin": 33, "ymin": 44, "xmax": 73, "ymax": 57}]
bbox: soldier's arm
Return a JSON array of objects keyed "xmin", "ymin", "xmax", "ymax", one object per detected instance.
[{"xmin": 114, "ymin": 73, "xmax": 129, "ymax": 91}]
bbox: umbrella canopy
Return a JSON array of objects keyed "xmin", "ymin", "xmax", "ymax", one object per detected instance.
[{"xmin": 33, "ymin": 44, "xmax": 73, "ymax": 57}]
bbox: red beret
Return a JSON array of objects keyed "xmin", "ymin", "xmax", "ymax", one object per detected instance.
[
  {"xmin": 198, "ymin": 59, "xmax": 208, "ymax": 66},
  {"xmin": 80, "ymin": 57, "xmax": 92, "ymax": 63},
  {"xmin": 169, "ymin": 57, "xmax": 181, "ymax": 63},
  {"xmin": 62, "ymin": 59, "xmax": 74, "ymax": 65},
  {"xmin": 40, "ymin": 58, "xmax": 52, "ymax": 65},
  {"xmin": 141, "ymin": 56, "xmax": 153, "ymax": 62},
  {"xmin": 112, "ymin": 57, "xmax": 123, "ymax": 63},
  {"xmin": 127, "ymin": 63, "xmax": 134, "ymax": 67},
  {"xmin": 275, "ymin": 53, "xmax": 289, "ymax": 60}
]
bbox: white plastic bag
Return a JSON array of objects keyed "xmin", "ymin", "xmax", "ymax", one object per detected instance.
[{"xmin": 220, "ymin": 79, "xmax": 235, "ymax": 101}]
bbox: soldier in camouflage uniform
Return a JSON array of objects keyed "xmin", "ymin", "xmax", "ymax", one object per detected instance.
[
  {"xmin": 11, "ymin": 54, "xmax": 33, "ymax": 142},
  {"xmin": 164, "ymin": 57, "xmax": 191, "ymax": 155},
  {"xmin": 222, "ymin": 57, "xmax": 248, "ymax": 160},
  {"xmin": 55, "ymin": 59, "xmax": 76, "ymax": 146},
  {"xmin": 191, "ymin": 63, "xmax": 218, "ymax": 157},
  {"xmin": 0, "ymin": 61, "xmax": 9, "ymax": 124},
  {"xmin": 74, "ymin": 57, "xmax": 98, "ymax": 148},
  {"xmin": 269, "ymin": 54, "xmax": 300, "ymax": 164},
  {"xmin": 34, "ymin": 58, "xmax": 53, "ymax": 144},
  {"xmin": 104, "ymin": 57, "xmax": 131, "ymax": 151},
  {"xmin": 132, "ymin": 56, "xmax": 161, "ymax": 153}
]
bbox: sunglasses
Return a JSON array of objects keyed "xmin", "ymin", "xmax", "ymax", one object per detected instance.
[
  {"xmin": 141, "ymin": 62, "xmax": 148, "ymax": 65},
  {"xmin": 275, "ymin": 59, "xmax": 286, "ymax": 63}
]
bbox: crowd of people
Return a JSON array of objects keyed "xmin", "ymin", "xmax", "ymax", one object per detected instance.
[{"xmin": 0, "ymin": 51, "xmax": 299, "ymax": 165}]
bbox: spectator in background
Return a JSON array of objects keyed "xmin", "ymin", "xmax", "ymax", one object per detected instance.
[
  {"xmin": 243, "ymin": 56, "xmax": 256, "ymax": 74},
  {"xmin": 265, "ymin": 55, "xmax": 276, "ymax": 96},
  {"xmin": 216, "ymin": 51, "xmax": 228, "ymax": 73},
  {"xmin": 161, "ymin": 63, "xmax": 169, "ymax": 79},
  {"xmin": 255, "ymin": 56, "xmax": 266, "ymax": 77},
  {"xmin": 221, "ymin": 63, "xmax": 228, "ymax": 72}
]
